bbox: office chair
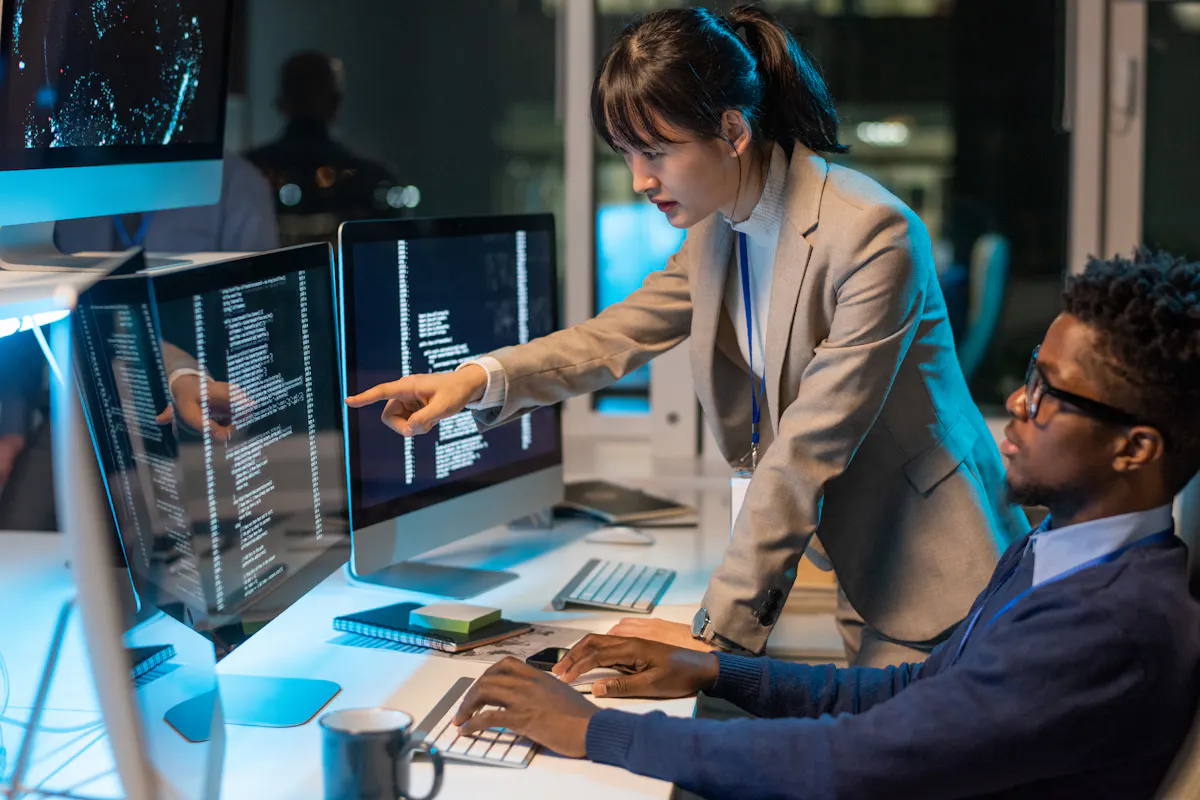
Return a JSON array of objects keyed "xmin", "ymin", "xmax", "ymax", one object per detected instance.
[{"xmin": 956, "ymin": 233, "xmax": 1009, "ymax": 383}]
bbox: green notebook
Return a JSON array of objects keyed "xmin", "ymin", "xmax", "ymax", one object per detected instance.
[{"xmin": 410, "ymin": 603, "xmax": 501, "ymax": 634}]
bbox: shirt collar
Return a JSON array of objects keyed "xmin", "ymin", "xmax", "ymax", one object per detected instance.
[
  {"xmin": 1029, "ymin": 505, "xmax": 1175, "ymax": 586},
  {"xmin": 725, "ymin": 143, "xmax": 788, "ymax": 244}
]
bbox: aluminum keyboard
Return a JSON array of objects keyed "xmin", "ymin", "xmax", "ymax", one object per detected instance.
[
  {"xmin": 416, "ymin": 677, "xmax": 537, "ymax": 769},
  {"xmin": 552, "ymin": 558, "xmax": 675, "ymax": 613}
]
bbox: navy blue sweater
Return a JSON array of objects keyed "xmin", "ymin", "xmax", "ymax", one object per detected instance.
[{"xmin": 586, "ymin": 532, "xmax": 1200, "ymax": 799}]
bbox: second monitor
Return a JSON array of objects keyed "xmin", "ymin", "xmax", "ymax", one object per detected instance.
[{"xmin": 339, "ymin": 214, "xmax": 563, "ymax": 598}]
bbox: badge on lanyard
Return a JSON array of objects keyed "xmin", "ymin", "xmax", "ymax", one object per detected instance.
[
  {"xmin": 730, "ymin": 468, "xmax": 752, "ymax": 540},
  {"xmin": 730, "ymin": 231, "xmax": 766, "ymax": 539}
]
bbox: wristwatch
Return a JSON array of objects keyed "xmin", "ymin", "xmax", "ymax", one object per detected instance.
[{"xmin": 691, "ymin": 607, "xmax": 713, "ymax": 641}]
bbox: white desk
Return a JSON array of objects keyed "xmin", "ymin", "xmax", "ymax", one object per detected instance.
[{"xmin": 4, "ymin": 438, "xmax": 844, "ymax": 799}]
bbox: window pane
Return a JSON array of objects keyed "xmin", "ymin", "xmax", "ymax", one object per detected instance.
[
  {"xmin": 1144, "ymin": 2, "xmax": 1200, "ymax": 260},
  {"xmin": 243, "ymin": 0, "xmax": 562, "ymax": 246}
]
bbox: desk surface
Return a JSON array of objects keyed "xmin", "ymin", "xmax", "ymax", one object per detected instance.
[{"xmin": 4, "ymin": 438, "xmax": 844, "ymax": 799}]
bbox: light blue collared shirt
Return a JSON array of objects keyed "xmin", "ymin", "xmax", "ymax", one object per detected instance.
[{"xmin": 1029, "ymin": 504, "xmax": 1175, "ymax": 586}]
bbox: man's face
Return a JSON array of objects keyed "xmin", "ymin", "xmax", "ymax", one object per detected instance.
[{"xmin": 1001, "ymin": 314, "xmax": 1128, "ymax": 509}]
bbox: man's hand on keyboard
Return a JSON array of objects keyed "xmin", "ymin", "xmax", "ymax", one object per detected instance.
[
  {"xmin": 553, "ymin": 634, "xmax": 720, "ymax": 700},
  {"xmin": 606, "ymin": 618, "xmax": 710, "ymax": 651},
  {"xmin": 453, "ymin": 658, "xmax": 597, "ymax": 758}
]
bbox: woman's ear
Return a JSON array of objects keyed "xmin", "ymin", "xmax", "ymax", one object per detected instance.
[{"xmin": 720, "ymin": 110, "xmax": 753, "ymax": 158}]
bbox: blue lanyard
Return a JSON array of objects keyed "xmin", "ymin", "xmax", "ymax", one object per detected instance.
[
  {"xmin": 948, "ymin": 529, "xmax": 1174, "ymax": 667},
  {"xmin": 738, "ymin": 232, "xmax": 767, "ymax": 466},
  {"xmin": 112, "ymin": 213, "xmax": 155, "ymax": 249}
]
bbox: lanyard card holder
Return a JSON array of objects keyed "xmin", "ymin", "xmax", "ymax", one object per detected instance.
[{"xmin": 730, "ymin": 468, "xmax": 752, "ymax": 540}]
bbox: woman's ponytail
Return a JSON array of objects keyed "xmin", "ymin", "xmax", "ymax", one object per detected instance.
[{"xmin": 725, "ymin": 5, "xmax": 847, "ymax": 155}]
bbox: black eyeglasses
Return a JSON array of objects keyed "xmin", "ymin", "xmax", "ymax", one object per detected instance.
[{"xmin": 1023, "ymin": 346, "xmax": 1142, "ymax": 427}]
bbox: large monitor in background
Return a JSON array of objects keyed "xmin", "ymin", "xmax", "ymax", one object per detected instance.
[
  {"xmin": 0, "ymin": 0, "xmax": 232, "ymax": 265},
  {"xmin": 594, "ymin": 202, "xmax": 686, "ymax": 414},
  {"xmin": 339, "ymin": 214, "xmax": 563, "ymax": 598},
  {"xmin": 72, "ymin": 244, "xmax": 349, "ymax": 742}
]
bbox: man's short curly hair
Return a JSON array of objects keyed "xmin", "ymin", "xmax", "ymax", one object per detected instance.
[{"xmin": 1062, "ymin": 249, "xmax": 1200, "ymax": 494}]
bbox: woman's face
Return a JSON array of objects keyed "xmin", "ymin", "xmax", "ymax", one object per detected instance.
[{"xmin": 614, "ymin": 112, "xmax": 755, "ymax": 229}]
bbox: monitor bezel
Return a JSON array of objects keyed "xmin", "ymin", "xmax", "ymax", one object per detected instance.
[
  {"xmin": 73, "ymin": 244, "xmax": 352, "ymax": 657},
  {"xmin": 337, "ymin": 213, "xmax": 563, "ymax": 534},
  {"xmin": 0, "ymin": 0, "xmax": 233, "ymax": 171}
]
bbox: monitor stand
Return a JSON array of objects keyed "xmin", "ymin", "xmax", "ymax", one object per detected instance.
[
  {"xmin": 348, "ymin": 561, "xmax": 519, "ymax": 600},
  {"xmin": 164, "ymin": 675, "xmax": 341, "ymax": 743},
  {"xmin": 0, "ymin": 221, "xmax": 188, "ymax": 271}
]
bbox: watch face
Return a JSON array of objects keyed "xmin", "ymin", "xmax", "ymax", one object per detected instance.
[{"xmin": 691, "ymin": 607, "xmax": 708, "ymax": 637}]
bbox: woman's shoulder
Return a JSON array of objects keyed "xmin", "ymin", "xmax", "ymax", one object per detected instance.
[
  {"xmin": 782, "ymin": 145, "xmax": 921, "ymax": 234},
  {"xmin": 820, "ymin": 161, "xmax": 913, "ymax": 222}
]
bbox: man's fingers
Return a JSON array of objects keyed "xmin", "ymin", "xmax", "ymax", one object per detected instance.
[
  {"xmin": 457, "ymin": 709, "xmax": 514, "ymax": 738},
  {"xmin": 345, "ymin": 378, "xmax": 414, "ymax": 408},
  {"xmin": 555, "ymin": 634, "xmax": 620, "ymax": 678},
  {"xmin": 452, "ymin": 673, "xmax": 524, "ymax": 725},
  {"xmin": 558, "ymin": 641, "xmax": 636, "ymax": 683},
  {"xmin": 593, "ymin": 671, "xmax": 656, "ymax": 699},
  {"xmin": 155, "ymin": 406, "xmax": 175, "ymax": 425}
]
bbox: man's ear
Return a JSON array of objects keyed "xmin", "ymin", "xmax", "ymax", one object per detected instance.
[
  {"xmin": 719, "ymin": 110, "xmax": 753, "ymax": 158},
  {"xmin": 1112, "ymin": 425, "xmax": 1166, "ymax": 475}
]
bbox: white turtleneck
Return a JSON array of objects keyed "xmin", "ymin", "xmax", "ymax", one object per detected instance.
[
  {"xmin": 724, "ymin": 143, "xmax": 788, "ymax": 379},
  {"xmin": 460, "ymin": 142, "xmax": 790, "ymax": 409}
]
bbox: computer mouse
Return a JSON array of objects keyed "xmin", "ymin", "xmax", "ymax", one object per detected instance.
[
  {"xmin": 583, "ymin": 525, "xmax": 655, "ymax": 545},
  {"xmin": 568, "ymin": 667, "xmax": 627, "ymax": 694}
]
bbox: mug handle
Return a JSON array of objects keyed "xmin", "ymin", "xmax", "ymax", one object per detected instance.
[{"xmin": 401, "ymin": 741, "xmax": 444, "ymax": 800}]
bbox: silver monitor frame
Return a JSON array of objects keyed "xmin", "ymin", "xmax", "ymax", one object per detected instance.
[{"xmin": 338, "ymin": 215, "xmax": 564, "ymax": 597}]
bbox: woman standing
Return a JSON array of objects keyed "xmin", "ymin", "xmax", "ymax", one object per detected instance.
[{"xmin": 347, "ymin": 5, "xmax": 1027, "ymax": 666}]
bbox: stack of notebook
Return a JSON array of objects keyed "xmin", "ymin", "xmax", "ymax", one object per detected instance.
[{"xmin": 333, "ymin": 602, "xmax": 530, "ymax": 654}]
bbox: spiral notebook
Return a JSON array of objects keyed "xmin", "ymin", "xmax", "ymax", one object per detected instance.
[{"xmin": 333, "ymin": 602, "xmax": 532, "ymax": 653}]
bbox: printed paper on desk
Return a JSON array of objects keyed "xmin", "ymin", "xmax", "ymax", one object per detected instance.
[{"xmin": 730, "ymin": 470, "xmax": 752, "ymax": 540}]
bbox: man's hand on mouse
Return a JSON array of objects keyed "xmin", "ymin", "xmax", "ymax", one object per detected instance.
[{"xmin": 553, "ymin": 634, "xmax": 720, "ymax": 699}]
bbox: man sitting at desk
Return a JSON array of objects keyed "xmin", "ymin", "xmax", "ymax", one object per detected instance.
[{"xmin": 452, "ymin": 250, "xmax": 1200, "ymax": 799}]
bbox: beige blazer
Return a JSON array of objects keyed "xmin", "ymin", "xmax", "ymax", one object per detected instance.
[{"xmin": 477, "ymin": 143, "xmax": 1029, "ymax": 652}]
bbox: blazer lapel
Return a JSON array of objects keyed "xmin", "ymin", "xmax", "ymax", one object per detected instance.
[
  {"xmin": 764, "ymin": 146, "xmax": 829, "ymax": 433},
  {"xmin": 689, "ymin": 217, "xmax": 735, "ymax": 425}
]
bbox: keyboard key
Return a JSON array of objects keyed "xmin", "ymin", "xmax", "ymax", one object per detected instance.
[
  {"xmin": 502, "ymin": 740, "xmax": 534, "ymax": 765},
  {"xmin": 633, "ymin": 569, "xmax": 673, "ymax": 611},
  {"xmin": 467, "ymin": 734, "xmax": 496, "ymax": 758},
  {"xmin": 596, "ymin": 562, "xmax": 635, "ymax": 605},
  {"xmin": 446, "ymin": 733, "xmax": 475, "ymax": 756},
  {"xmin": 576, "ymin": 561, "xmax": 621, "ymax": 602},
  {"xmin": 602, "ymin": 563, "xmax": 641, "ymax": 605},
  {"xmin": 432, "ymin": 722, "xmax": 460, "ymax": 753},
  {"xmin": 612, "ymin": 564, "xmax": 650, "ymax": 606}
]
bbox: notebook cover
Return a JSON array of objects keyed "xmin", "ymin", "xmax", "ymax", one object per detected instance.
[
  {"xmin": 559, "ymin": 480, "xmax": 694, "ymax": 524},
  {"xmin": 334, "ymin": 602, "xmax": 530, "ymax": 653}
]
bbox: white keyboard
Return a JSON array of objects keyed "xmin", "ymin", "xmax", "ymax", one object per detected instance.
[
  {"xmin": 552, "ymin": 558, "xmax": 675, "ymax": 613},
  {"xmin": 416, "ymin": 677, "xmax": 538, "ymax": 769}
]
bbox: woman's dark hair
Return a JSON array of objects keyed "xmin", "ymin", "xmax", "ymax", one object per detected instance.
[
  {"xmin": 591, "ymin": 4, "xmax": 846, "ymax": 156},
  {"xmin": 1062, "ymin": 249, "xmax": 1200, "ymax": 494}
]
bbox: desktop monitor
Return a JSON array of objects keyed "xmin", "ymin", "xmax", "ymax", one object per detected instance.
[
  {"xmin": 72, "ymin": 243, "xmax": 350, "ymax": 742},
  {"xmin": 338, "ymin": 214, "xmax": 563, "ymax": 598},
  {"xmin": 0, "ymin": 0, "xmax": 233, "ymax": 264}
]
